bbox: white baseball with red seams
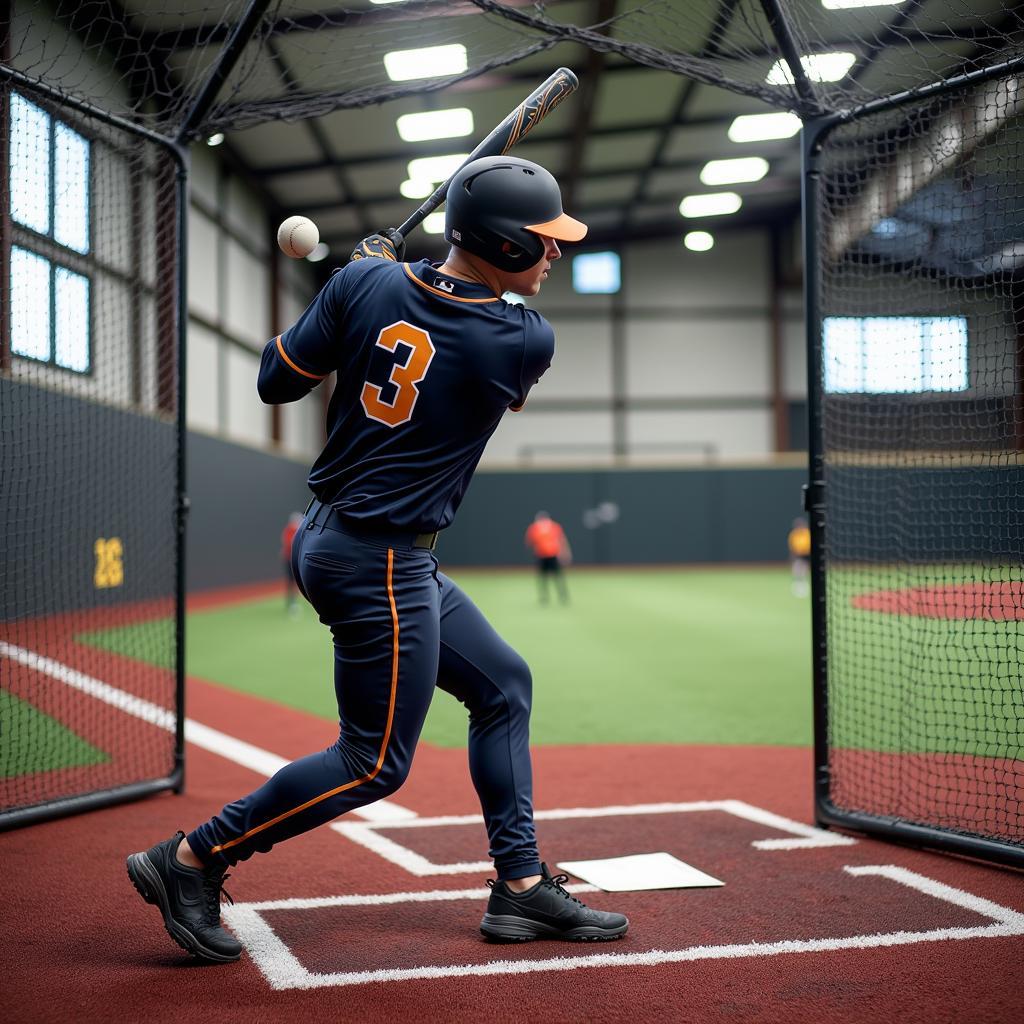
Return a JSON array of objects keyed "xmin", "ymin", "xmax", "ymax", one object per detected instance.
[{"xmin": 277, "ymin": 215, "xmax": 319, "ymax": 258}]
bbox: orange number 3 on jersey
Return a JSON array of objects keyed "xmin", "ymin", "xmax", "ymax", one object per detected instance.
[{"xmin": 360, "ymin": 320, "xmax": 437, "ymax": 427}]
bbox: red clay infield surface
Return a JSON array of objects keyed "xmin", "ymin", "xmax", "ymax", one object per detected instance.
[
  {"xmin": 851, "ymin": 581, "xmax": 1024, "ymax": 620},
  {"xmin": 2, "ymin": 586, "xmax": 1024, "ymax": 1023}
]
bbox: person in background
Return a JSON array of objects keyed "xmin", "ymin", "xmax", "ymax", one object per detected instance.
[
  {"xmin": 281, "ymin": 512, "xmax": 303, "ymax": 614},
  {"xmin": 788, "ymin": 516, "xmax": 811, "ymax": 598},
  {"xmin": 525, "ymin": 511, "xmax": 571, "ymax": 605}
]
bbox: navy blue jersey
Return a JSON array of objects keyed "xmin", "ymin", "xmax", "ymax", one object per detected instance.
[{"xmin": 257, "ymin": 258, "xmax": 554, "ymax": 533}]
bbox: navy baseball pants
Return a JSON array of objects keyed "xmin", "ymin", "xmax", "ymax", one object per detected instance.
[{"xmin": 187, "ymin": 500, "xmax": 541, "ymax": 881}]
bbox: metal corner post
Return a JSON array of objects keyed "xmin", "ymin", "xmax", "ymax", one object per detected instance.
[
  {"xmin": 801, "ymin": 115, "xmax": 837, "ymax": 825},
  {"xmin": 173, "ymin": 142, "xmax": 190, "ymax": 793}
]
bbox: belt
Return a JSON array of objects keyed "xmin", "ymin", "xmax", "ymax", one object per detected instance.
[{"xmin": 305, "ymin": 499, "xmax": 439, "ymax": 551}]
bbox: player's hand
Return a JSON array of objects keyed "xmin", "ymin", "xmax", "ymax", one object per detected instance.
[{"xmin": 349, "ymin": 228, "xmax": 405, "ymax": 263}]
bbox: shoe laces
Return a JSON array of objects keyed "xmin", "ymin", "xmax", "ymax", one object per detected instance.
[
  {"xmin": 542, "ymin": 872, "xmax": 585, "ymax": 906},
  {"xmin": 200, "ymin": 870, "xmax": 234, "ymax": 923}
]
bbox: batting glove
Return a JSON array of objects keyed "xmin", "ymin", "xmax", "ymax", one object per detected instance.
[{"xmin": 349, "ymin": 228, "xmax": 405, "ymax": 263}]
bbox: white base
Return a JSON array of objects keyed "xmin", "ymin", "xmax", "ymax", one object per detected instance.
[{"xmin": 557, "ymin": 852, "xmax": 725, "ymax": 892}]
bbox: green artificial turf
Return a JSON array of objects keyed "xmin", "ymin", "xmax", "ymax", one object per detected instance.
[
  {"xmin": 0, "ymin": 692, "xmax": 110, "ymax": 776},
  {"xmin": 824, "ymin": 564, "xmax": 1024, "ymax": 756},
  {"xmin": 80, "ymin": 568, "xmax": 815, "ymax": 748}
]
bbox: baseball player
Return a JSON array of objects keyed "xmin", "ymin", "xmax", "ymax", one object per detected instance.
[
  {"xmin": 127, "ymin": 156, "xmax": 628, "ymax": 962},
  {"xmin": 525, "ymin": 510, "xmax": 571, "ymax": 605}
]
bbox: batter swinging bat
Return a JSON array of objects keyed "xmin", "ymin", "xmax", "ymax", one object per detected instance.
[{"xmin": 395, "ymin": 67, "xmax": 579, "ymax": 241}]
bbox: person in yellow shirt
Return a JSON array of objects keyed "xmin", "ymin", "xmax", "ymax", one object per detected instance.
[{"xmin": 788, "ymin": 517, "xmax": 811, "ymax": 597}]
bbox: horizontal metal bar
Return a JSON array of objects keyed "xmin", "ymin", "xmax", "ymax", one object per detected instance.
[
  {"xmin": 0, "ymin": 63, "xmax": 183, "ymax": 164},
  {"xmin": 835, "ymin": 49, "xmax": 1024, "ymax": 125},
  {"xmin": 816, "ymin": 799, "xmax": 1024, "ymax": 872},
  {"xmin": 0, "ymin": 775, "xmax": 180, "ymax": 832}
]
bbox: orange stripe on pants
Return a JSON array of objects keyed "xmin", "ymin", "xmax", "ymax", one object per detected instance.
[{"xmin": 209, "ymin": 548, "xmax": 400, "ymax": 855}]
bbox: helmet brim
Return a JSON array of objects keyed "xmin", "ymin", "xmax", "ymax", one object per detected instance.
[{"xmin": 524, "ymin": 212, "xmax": 588, "ymax": 243}]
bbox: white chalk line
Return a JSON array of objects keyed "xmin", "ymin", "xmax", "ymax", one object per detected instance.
[
  {"xmin": 222, "ymin": 864, "xmax": 1024, "ymax": 991},
  {"xmin": 0, "ymin": 641, "xmax": 415, "ymax": 823},
  {"xmin": 332, "ymin": 798, "xmax": 855, "ymax": 877}
]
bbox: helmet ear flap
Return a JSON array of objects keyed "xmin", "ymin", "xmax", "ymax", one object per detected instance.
[{"xmin": 457, "ymin": 227, "xmax": 544, "ymax": 273}]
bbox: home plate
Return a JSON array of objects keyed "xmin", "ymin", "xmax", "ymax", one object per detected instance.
[{"xmin": 557, "ymin": 852, "xmax": 724, "ymax": 892}]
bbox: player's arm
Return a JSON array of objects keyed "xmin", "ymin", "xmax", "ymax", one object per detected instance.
[
  {"xmin": 510, "ymin": 313, "xmax": 555, "ymax": 412},
  {"xmin": 257, "ymin": 271, "xmax": 346, "ymax": 404}
]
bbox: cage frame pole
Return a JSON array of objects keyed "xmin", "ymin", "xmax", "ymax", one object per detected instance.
[
  {"xmin": 758, "ymin": 0, "xmax": 823, "ymax": 115},
  {"xmin": 174, "ymin": 0, "xmax": 274, "ymax": 145},
  {"xmin": 801, "ymin": 114, "xmax": 832, "ymax": 827},
  {"xmin": 172, "ymin": 149, "xmax": 189, "ymax": 794}
]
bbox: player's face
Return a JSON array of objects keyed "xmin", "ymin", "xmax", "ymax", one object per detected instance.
[{"xmin": 504, "ymin": 235, "xmax": 561, "ymax": 297}]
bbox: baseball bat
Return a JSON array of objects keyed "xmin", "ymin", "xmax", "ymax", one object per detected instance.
[{"xmin": 395, "ymin": 67, "xmax": 579, "ymax": 241}]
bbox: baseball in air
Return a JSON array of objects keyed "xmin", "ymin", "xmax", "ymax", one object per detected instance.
[{"xmin": 277, "ymin": 215, "xmax": 319, "ymax": 259}]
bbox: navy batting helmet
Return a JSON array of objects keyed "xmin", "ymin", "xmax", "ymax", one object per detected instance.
[{"xmin": 444, "ymin": 156, "xmax": 587, "ymax": 272}]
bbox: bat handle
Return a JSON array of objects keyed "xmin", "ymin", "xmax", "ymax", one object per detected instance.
[{"xmin": 396, "ymin": 186, "xmax": 444, "ymax": 239}]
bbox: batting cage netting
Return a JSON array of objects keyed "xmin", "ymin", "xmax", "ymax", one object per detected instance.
[
  {"xmin": 0, "ymin": 76, "xmax": 185, "ymax": 827},
  {"xmin": 2, "ymin": 1, "xmax": 1022, "ymax": 855},
  {"xmin": 807, "ymin": 76, "xmax": 1024, "ymax": 865}
]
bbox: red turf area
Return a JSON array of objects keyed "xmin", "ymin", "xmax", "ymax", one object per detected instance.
[
  {"xmin": 3, "ymin": 586, "xmax": 1024, "ymax": 1023},
  {"xmin": 852, "ymin": 581, "xmax": 1024, "ymax": 620}
]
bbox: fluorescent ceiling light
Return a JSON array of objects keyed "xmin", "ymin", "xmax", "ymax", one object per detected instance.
[
  {"xmin": 684, "ymin": 231, "xmax": 714, "ymax": 252},
  {"xmin": 700, "ymin": 157, "xmax": 768, "ymax": 186},
  {"xmin": 728, "ymin": 112, "xmax": 802, "ymax": 142},
  {"xmin": 400, "ymin": 178, "xmax": 435, "ymax": 199},
  {"xmin": 679, "ymin": 192, "xmax": 742, "ymax": 218},
  {"xmin": 821, "ymin": 0, "xmax": 901, "ymax": 8},
  {"xmin": 370, "ymin": 0, "xmax": 407, "ymax": 5},
  {"xmin": 422, "ymin": 211, "xmax": 446, "ymax": 234},
  {"xmin": 766, "ymin": 52, "xmax": 856, "ymax": 85},
  {"xmin": 407, "ymin": 153, "xmax": 469, "ymax": 183},
  {"xmin": 384, "ymin": 44, "xmax": 467, "ymax": 82},
  {"xmin": 397, "ymin": 107, "xmax": 474, "ymax": 143}
]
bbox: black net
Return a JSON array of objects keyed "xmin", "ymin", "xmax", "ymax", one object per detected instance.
[
  {"xmin": 4, "ymin": 3, "xmax": 1023, "ymax": 137},
  {"xmin": 815, "ymin": 76, "xmax": 1024, "ymax": 851},
  {"xmin": 0, "ymin": 78, "xmax": 181, "ymax": 823},
  {"xmin": 3, "ymin": 0, "xmax": 1023, "ymax": 850}
]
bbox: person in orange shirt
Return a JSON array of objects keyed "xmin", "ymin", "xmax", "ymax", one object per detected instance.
[
  {"xmin": 788, "ymin": 516, "xmax": 811, "ymax": 598},
  {"xmin": 525, "ymin": 511, "xmax": 572, "ymax": 605},
  {"xmin": 281, "ymin": 512, "xmax": 303, "ymax": 614}
]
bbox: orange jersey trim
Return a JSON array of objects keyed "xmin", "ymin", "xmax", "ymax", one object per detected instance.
[
  {"xmin": 403, "ymin": 263, "xmax": 498, "ymax": 304},
  {"xmin": 275, "ymin": 335, "xmax": 327, "ymax": 381},
  {"xmin": 209, "ymin": 549, "xmax": 401, "ymax": 855}
]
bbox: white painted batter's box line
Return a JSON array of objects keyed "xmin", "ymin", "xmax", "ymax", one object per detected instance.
[
  {"xmin": 331, "ymin": 799, "xmax": 857, "ymax": 876},
  {"xmin": 222, "ymin": 865, "xmax": 1024, "ymax": 991}
]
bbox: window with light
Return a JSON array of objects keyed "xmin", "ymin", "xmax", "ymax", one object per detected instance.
[
  {"xmin": 823, "ymin": 316, "xmax": 969, "ymax": 394},
  {"xmin": 9, "ymin": 92, "xmax": 92, "ymax": 374}
]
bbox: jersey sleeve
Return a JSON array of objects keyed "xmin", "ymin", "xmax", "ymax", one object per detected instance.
[
  {"xmin": 257, "ymin": 268, "xmax": 349, "ymax": 404},
  {"xmin": 510, "ymin": 312, "xmax": 555, "ymax": 411}
]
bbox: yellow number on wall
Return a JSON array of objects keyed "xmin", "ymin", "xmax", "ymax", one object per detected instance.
[{"xmin": 94, "ymin": 538, "xmax": 124, "ymax": 589}]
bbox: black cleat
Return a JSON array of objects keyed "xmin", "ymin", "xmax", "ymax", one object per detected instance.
[
  {"xmin": 480, "ymin": 863, "xmax": 629, "ymax": 943},
  {"xmin": 126, "ymin": 831, "xmax": 242, "ymax": 963}
]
